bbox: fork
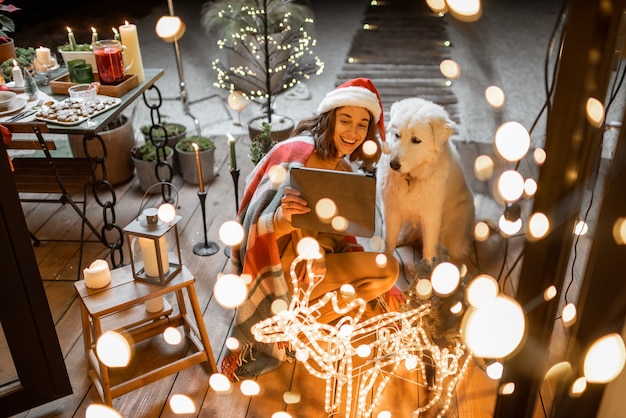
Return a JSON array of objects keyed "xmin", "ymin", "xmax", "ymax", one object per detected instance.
[{"xmin": 6, "ymin": 100, "xmax": 44, "ymax": 122}]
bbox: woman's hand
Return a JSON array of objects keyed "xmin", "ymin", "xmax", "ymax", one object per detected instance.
[{"xmin": 280, "ymin": 186, "xmax": 310, "ymax": 222}]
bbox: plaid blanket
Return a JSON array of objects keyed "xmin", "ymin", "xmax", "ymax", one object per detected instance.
[{"xmin": 223, "ymin": 136, "xmax": 317, "ymax": 379}]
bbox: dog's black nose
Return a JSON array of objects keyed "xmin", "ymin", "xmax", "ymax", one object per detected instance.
[{"xmin": 390, "ymin": 159, "xmax": 401, "ymax": 171}]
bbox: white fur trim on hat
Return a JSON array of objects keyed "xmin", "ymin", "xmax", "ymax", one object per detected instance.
[{"xmin": 317, "ymin": 85, "xmax": 382, "ymax": 123}]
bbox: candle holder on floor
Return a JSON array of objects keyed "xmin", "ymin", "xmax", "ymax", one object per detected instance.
[
  {"xmin": 193, "ymin": 190, "xmax": 219, "ymax": 256},
  {"xmin": 230, "ymin": 168, "xmax": 240, "ymax": 213}
]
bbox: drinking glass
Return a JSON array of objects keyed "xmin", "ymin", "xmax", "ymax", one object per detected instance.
[
  {"xmin": 93, "ymin": 40, "xmax": 126, "ymax": 85},
  {"xmin": 68, "ymin": 83, "xmax": 98, "ymax": 127}
]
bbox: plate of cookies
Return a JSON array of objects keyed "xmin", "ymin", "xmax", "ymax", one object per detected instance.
[{"xmin": 34, "ymin": 95, "xmax": 121, "ymax": 126}]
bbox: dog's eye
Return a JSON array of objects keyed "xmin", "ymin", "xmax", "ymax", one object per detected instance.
[
  {"xmin": 411, "ymin": 136, "xmax": 422, "ymax": 144},
  {"xmin": 394, "ymin": 132, "xmax": 400, "ymax": 139}
]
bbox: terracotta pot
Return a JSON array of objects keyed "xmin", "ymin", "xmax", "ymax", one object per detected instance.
[
  {"xmin": 0, "ymin": 38, "xmax": 16, "ymax": 64},
  {"xmin": 68, "ymin": 115, "xmax": 135, "ymax": 185}
]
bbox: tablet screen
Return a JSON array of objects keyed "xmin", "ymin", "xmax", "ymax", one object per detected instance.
[{"xmin": 289, "ymin": 167, "xmax": 376, "ymax": 237}]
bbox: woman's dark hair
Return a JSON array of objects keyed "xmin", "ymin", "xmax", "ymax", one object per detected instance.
[{"xmin": 291, "ymin": 107, "xmax": 382, "ymax": 170}]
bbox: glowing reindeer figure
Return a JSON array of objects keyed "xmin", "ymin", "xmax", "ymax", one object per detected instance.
[{"xmin": 251, "ymin": 238, "xmax": 470, "ymax": 417}]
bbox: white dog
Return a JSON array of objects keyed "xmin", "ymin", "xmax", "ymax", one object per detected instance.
[{"xmin": 377, "ymin": 98, "xmax": 475, "ymax": 264}]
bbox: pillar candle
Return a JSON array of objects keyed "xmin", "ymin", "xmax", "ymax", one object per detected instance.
[
  {"xmin": 11, "ymin": 60, "xmax": 23, "ymax": 87},
  {"xmin": 83, "ymin": 259, "xmax": 111, "ymax": 289},
  {"xmin": 145, "ymin": 297, "xmax": 165, "ymax": 313},
  {"xmin": 138, "ymin": 236, "xmax": 169, "ymax": 277},
  {"xmin": 91, "ymin": 27, "xmax": 98, "ymax": 45},
  {"xmin": 118, "ymin": 21, "xmax": 145, "ymax": 82},
  {"xmin": 36, "ymin": 46, "xmax": 51, "ymax": 65},
  {"xmin": 67, "ymin": 26, "xmax": 77, "ymax": 51},
  {"xmin": 228, "ymin": 134, "xmax": 237, "ymax": 171},
  {"xmin": 192, "ymin": 143, "xmax": 205, "ymax": 193}
]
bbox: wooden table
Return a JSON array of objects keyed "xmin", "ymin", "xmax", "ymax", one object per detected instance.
[{"xmin": 74, "ymin": 264, "xmax": 216, "ymax": 406}]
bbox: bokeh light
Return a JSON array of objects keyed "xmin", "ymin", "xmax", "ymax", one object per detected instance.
[
  {"xmin": 214, "ymin": 274, "xmax": 248, "ymax": 309},
  {"xmin": 228, "ymin": 91, "xmax": 248, "ymax": 111},
  {"xmin": 447, "ymin": 0, "xmax": 482, "ymax": 21},
  {"xmin": 485, "ymin": 85, "xmax": 505, "ymax": 109},
  {"xmin": 96, "ymin": 330, "xmax": 131, "ymax": 368},
  {"xmin": 209, "ymin": 373, "xmax": 232, "ymax": 392},
  {"xmin": 86, "ymin": 404, "xmax": 122, "ymax": 418},
  {"xmin": 240, "ymin": 380, "xmax": 261, "ymax": 396},
  {"xmin": 473, "ymin": 155, "xmax": 494, "ymax": 181},
  {"xmin": 283, "ymin": 391, "xmax": 301, "ymax": 404},
  {"xmin": 163, "ymin": 326, "xmax": 182, "ymax": 345},
  {"xmin": 296, "ymin": 237, "xmax": 321, "ymax": 259},
  {"xmin": 494, "ymin": 121, "xmax": 530, "ymax": 162},
  {"xmin": 486, "ymin": 361, "xmax": 504, "ymax": 379},
  {"xmin": 533, "ymin": 148, "xmax": 546, "ymax": 165},
  {"xmin": 169, "ymin": 394, "xmax": 196, "ymax": 414},
  {"xmin": 499, "ymin": 214, "xmax": 523, "ymax": 236},
  {"xmin": 440, "ymin": 59, "xmax": 461, "ymax": 79},
  {"xmin": 585, "ymin": 97, "xmax": 604, "ymax": 128},
  {"xmin": 497, "ymin": 170, "xmax": 525, "ymax": 202},
  {"xmin": 466, "ymin": 274, "xmax": 499, "ymax": 308},
  {"xmin": 561, "ymin": 303, "xmax": 577, "ymax": 327},
  {"xmin": 362, "ymin": 139, "xmax": 378, "ymax": 156},
  {"xmin": 574, "ymin": 220, "xmax": 588, "ymax": 236},
  {"xmin": 416, "ymin": 278, "xmax": 433, "ymax": 299},
  {"xmin": 315, "ymin": 198, "xmax": 337, "ymax": 222},
  {"xmin": 431, "ymin": 262, "xmax": 460, "ymax": 296},
  {"xmin": 474, "ymin": 221, "xmax": 491, "ymax": 242},
  {"xmin": 612, "ymin": 217, "xmax": 626, "ymax": 244},
  {"xmin": 583, "ymin": 333, "xmax": 626, "ymax": 383},
  {"xmin": 528, "ymin": 212, "xmax": 550, "ymax": 240},
  {"xmin": 219, "ymin": 221, "xmax": 245, "ymax": 246}
]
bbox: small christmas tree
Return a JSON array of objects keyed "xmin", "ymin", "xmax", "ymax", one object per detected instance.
[{"xmin": 23, "ymin": 68, "xmax": 39, "ymax": 101}]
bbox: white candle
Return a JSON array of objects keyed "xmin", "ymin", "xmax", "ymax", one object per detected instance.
[
  {"xmin": 11, "ymin": 60, "xmax": 23, "ymax": 87},
  {"xmin": 138, "ymin": 236, "xmax": 169, "ymax": 277},
  {"xmin": 145, "ymin": 297, "xmax": 165, "ymax": 313},
  {"xmin": 36, "ymin": 46, "xmax": 51, "ymax": 65},
  {"xmin": 228, "ymin": 134, "xmax": 237, "ymax": 170},
  {"xmin": 119, "ymin": 21, "xmax": 145, "ymax": 82},
  {"xmin": 83, "ymin": 259, "xmax": 111, "ymax": 289},
  {"xmin": 91, "ymin": 27, "xmax": 98, "ymax": 45},
  {"xmin": 67, "ymin": 26, "xmax": 77, "ymax": 51},
  {"xmin": 112, "ymin": 27, "xmax": 121, "ymax": 41}
]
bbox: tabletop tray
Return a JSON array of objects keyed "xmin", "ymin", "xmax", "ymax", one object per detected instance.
[{"xmin": 50, "ymin": 73, "xmax": 138, "ymax": 97}]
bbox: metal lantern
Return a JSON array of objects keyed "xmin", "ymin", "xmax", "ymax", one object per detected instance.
[{"xmin": 124, "ymin": 184, "xmax": 183, "ymax": 285}]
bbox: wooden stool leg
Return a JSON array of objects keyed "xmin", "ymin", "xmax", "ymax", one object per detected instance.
[{"xmin": 185, "ymin": 284, "xmax": 217, "ymax": 372}]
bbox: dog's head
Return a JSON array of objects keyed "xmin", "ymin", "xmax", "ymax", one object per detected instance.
[{"xmin": 386, "ymin": 98, "xmax": 455, "ymax": 174}]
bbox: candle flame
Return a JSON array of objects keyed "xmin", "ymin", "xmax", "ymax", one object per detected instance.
[
  {"xmin": 112, "ymin": 27, "xmax": 118, "ymax": 34},
  {"xmin": 191, "ymin": 143, "xmax": 199, "ymax": 151},
  {"xmin": 91, "ymin": 27, "xmax": 97, "ymax": 33},
  {"xmin": 125, "ymin": 20, "xmax": 130, "ymax": 25},
  {"xmin": 12, "ymin": 59, "xmax": 17, "ymax": 67},
  {"xmin": 67, "ymin": 26, "xmax": 72, "ymax": 33}
]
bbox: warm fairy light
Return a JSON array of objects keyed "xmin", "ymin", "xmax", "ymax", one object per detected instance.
[
  {"xmin": 416, "ymin": 278, "xmax": 433, "ymax": 299},
  {"xmin": 405, "ymin": 355, "xmax": 419, "ymax": 370},
  {"xmin": 450, "ymin": 301, "xmax": 463, "ymax": 315},
  {"xmin": 163, "ymin": 326, "xmax": 182, "ymax": 345},
  {"xmin": 283, "ymin": 391, "xmax": 301, "ymax": 404},
  {"xmin": 474, "ymin": 221, "xmax": 490, "ymax": 242},
  {"xmin": 225, "ymin": 337, "xmax": 240, "ymax": 351},
  {"xmin": 375, "ymin": 253, "xmax": 388, "ymax": 267},
  {"xmin": 430, "ymin": 262, "xmax": 460, "ymax": 296},
  {"xmin": 377, "ymin": 412, "xmax": 392, "ymax": 418},
  {"xmin": 214, "ymin": 274, "xmax": 248, "ymax": 308},
  {"xmin": 466, "ymin": 274, "xmax": 498, "ymax": 308},
  {"xmin": 426, "ymin": 0, "xmax": 448, "ymax": 13},
  {"xmin": 494, "ymin": 121, "xmax": 530, "ymax": 162},
  {"xmin": 96, "ymin": 331, "xmax": 131, "ymax": 367},
  {"xmin": 158, "ymin": 203, "xmax": 176, "ymax": 223},
  {"xmin": 533, "ymin": 148, "xmax": 546, "ymax": 165},
  {"xmin": 447, "ymin": 0, "xmax": 482, "ymax": 21},
  {"xmin": 315, "ymin": 198, "xmax": 337, "ymax": 221},
  {"xmin": 369, "ymin": 235, "xmax": 385, "ymax": 252},
  {"xmin": 570, "ymin": 377, "xmax": 587, "ymax": 396},
  {"xmin": 86, "ymin": 404, "xmax": 123, "ymax": 418},
  {"xmin": 462, "ymin": 294, "xmax": 525, "ymax": 359},
  {"xmin": 485, "ymin": 85, "xmax": 505, "ymax": 109},
  {"xmin": 268, "ymin": 165, "xmax": 288, "ymax": 185},
  {"xmin": 585, "ymin": 97, "xmax": 605, "ymax": 128},
  {"xmin": 499, "ymin": 382, "xmax": 516, "ymax": 395},
  {"xmin": 486, "ymin": 361, "xmax": 504, "ymax": 379},
  {"xmin": 331, "ymin": 216, "xmax": 349, "ymax": 232},
  {"xmin": 574, "ymin": 220, "xmax": 588, "ymax": 236},
  {"xmin": 297, "ymin": 237, "xmax": 322, "ymax": 259},
  {"xmin": 544, "ymin": 285, "xmax": 557, "ymax": 301},
  {"xmin": 439, "ymin": 59, "xmax": 461, "ymax": 79},
  {"xmin": 528, "ymin": 212, "xmax": 550, "ymax": 240},
  {"xmin": 362, "ymin": 139, "xmax": 378, "ymax": 156},
  {"xmin": 561, "ymin": 303, "xmax": 577, "ymax": 327},
  {"xmin": 240, "ymin": 380, "xmax": 261, "ymax": 396},
  {"xmin": 612, "ymin": 217, "xmax": 626, "ymax": 244},
  {"xmin": 545, "ymin": 361, "xmax": 573, "ymax": 381},
  {"xmin": 272, "ymin": 412, "xmax": 293, "ymax": 418},
  {"xmin": 219, "ymin": 221, "xmax": 245, "ymax": 246},
  {"xmin": 524, "ymin": 178, "xmax": 537, "ymax": 197},
  {"xmin": 497, "ymin": 170, "xmax": 525, "ymax": 202},
  {"xmin": 169, "ymin": 394, "xmax": 196, "ymax": 414},
  {"xmin": 340, "ymin": 284, "xmax": 356, "ymax": 299},
  {"xmin": 271, "ymin": 299, "xmax": 289, "ymax": 314},
  {"xmin": 583, "ymin": 333, "xmax": 626, "ymax": 383},
  {"xmin": 339, "ymin": 324, "xmax": 355, "ymax": 338},
  {"xmin": 498, "ymin": 214, "xmax": 522, "ymax": 236},
  {"xmin": 209, "ymin": 373, "xmax": 232, "ymax": 392},
  {"xmin": 356, "ymin": 344, "xmax": 372, "ymax": 358},
  {"xmin": 473, "ymin": 155, "xmax": 494, "ymax": 181},
  {"xmin": 227, "ymin": 91, "xmax": 248, "ymax": 111}
]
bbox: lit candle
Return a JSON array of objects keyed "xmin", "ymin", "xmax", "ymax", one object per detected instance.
[
  {"xmin": 67, "ymin": 26, "xmax": 77, "ymax": 51},
  {"xmin": 192, "ymin": 143, "xmax": 205, "ymax": 193},
  {"xmin": 112, "ymin": 27, "xmax": 121, "ymax": 41},
  {"xmin": 11, "ymin": 60, "xmax": 23, "ymax": 87},
  {"xmin": 91, "ymin": 27, "xmax": 98, "ymax": 45},
  {"xmin": 118, "ymin": 21, "xmax": 145, "ymax": 82},
  {"xmin": 83, "ymin": 259, "xmax": 111, "ymax": 289},
  {"xmin": 138, "ymin": 236, "xmax": 169, "ymax": 278},
  {"xmin": 36, "ymin": 46, "xmax": 51, "ymax": 65},
  {"xmin": 228, "ymin": 134, "xmax": 237, "ymax": 171}
]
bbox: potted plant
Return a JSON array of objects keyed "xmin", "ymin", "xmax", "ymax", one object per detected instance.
[
  {"xmin": 0, "ymin": 2, "xmax": 19, "ymax": 63},
  {"xmin": 131, "ymin": 141, "xmax": 175, "ymax": 193},
  {"xmin": 0, "ymin": 46, "xmax": 34, "ymax": 82},
  {"xmin": 140, "ymin": 122, "xmax": 187, "ymax": 172},
  {"xmin": 203, "ymin": 0, "xmax": 322, "ymax": 138},
  {"xmin": 175, "ymin": 135, "xmax": 216, "ymax": 185},
  {"xmin": 250, "ymin": 121, "xmax": 277, "ymax": 165},
  {"xmin": 57, "ymin": 42, "xmax": 97, "ymax": 69}
]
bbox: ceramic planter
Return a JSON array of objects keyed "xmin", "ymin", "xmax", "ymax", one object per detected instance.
[
  {"xmin": 58, "ymin": 49, "xmax": 97, "ymax": 71},
  {"xmin": 141, "ymin": 123, "xmax": 187, "ymax": 172},
  {"xmin": 131, "ymin": 146, "xmax": 174, "ymax": 193},
  {"xmin": 248, "ymin": 114, "xmax": 294, "ymax": 143},
  {"xmin": 175, "ymin": 145, "xmax": 216, "ymax": 185}
]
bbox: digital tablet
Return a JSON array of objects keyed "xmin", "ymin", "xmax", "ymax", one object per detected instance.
[{"xmin": 289, "ymin": 167, "xmax": 376, "ymax": 237}]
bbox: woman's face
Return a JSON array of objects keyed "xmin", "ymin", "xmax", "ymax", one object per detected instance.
[{"xmin": 332, "ymin": 106, "xmax": 371, "ymax": 157}]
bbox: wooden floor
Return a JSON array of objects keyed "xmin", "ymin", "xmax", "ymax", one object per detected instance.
[{"xmin": 6, "ymin": 133, "xmax": 589, "ymax": 418}]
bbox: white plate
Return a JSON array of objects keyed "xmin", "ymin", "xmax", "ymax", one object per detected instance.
[
  {"xmin": 5, "ymin": 81, "xmax": 25, "ymax": 93},
  {"xmin": 0, "ymin": 96, "xmax": 27, "ymax": 116}
]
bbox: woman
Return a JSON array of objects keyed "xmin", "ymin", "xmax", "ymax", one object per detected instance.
[{"xmin": 223, "ymin": 78, "xmax": 400, "ymax": 380}]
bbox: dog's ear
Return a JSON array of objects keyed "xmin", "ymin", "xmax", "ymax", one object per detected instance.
[
  {"xmin": 389, "ymin": 101, "xmax": 399, "ymax": 119},
  {"xmin": 433, "ymin": 117, "xmax": 455, "ymax": 144}
]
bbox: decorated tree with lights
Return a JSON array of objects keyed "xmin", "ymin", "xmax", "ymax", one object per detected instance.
[{"xmin": 207, "ymin": 0, "xmax": 324, "ymax": 124}]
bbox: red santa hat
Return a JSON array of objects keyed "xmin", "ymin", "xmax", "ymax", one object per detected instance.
[{"xmin": 317, "ymin": 78, "xmax": 385, "ymax": 141}]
